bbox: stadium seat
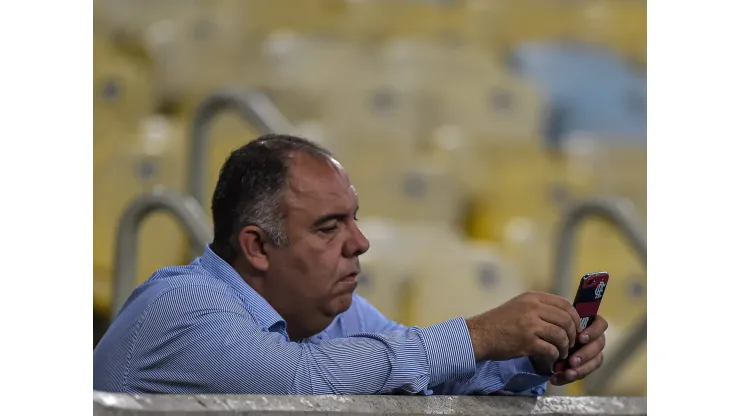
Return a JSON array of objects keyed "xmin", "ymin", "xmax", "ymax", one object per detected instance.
[
  {"xmin": 341, "ymin": 1, "xmax": 467, "ymax": 42},
  {"xmin": 198, "ymin": 111, "xmax": 265, "ymax": 209},
  {"xmin": 570, "ymin": 1, "xmax": 647, "ymax": 67},
  {"xmin": 408, "ymin": 238, "xmax": 526, "ymax": 328},
  {"xmin": 565, "ymin": 217, "xmax": 646, "ymax": 325},
  {"xmin": 427, "ymin": 68, "xmax": 544, "ymax": 145},
  {"xmin": 240, "ymin": 0, "xmax": 346, "ymax": 36},
  {"xmin": 559, "ymin": 133, "xmax": 646, "ymax": 219},
  {"xmin": 464, "ymin": 0, "xmax": 645, "ymax": 67},
  {"xmin": 93, "ymin": 35, "xmax": 158, "ymax": 137},
  {"xmin": 460, "ymin": 141, "xmax": 563, "ymax": 289},
  {"xmin": 258, "ymin": 35, "xmax": 364, "ymax": 94},
  {"xmin": 347, "ymin": 157, "xmax": 467, "ymax": 229},
  {"xmin": 320, "ymin": 59, "xmax": 425, "ymax": 203},
  {"xmin": 595, "ymin": 322, "xmax": 647, "ymax": 396},
  {"xmin": 354, "ymin": 218, "xmax": 415, "ymax": 323},
  {"xmin": 93, "ymin": 114, "xmax": 191, "ymax": 317}
]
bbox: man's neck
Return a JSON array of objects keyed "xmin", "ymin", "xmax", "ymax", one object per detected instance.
[{"xmin": 232, "ymin": 260, "xmax": 321, "ymax": 341}]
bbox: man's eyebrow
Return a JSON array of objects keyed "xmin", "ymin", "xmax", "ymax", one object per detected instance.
[
  {"xmin": 312, "ymin": 213, "xmax": 348, "ymax": 227},
  {"xmin": 312, "ymin": 206, "xmax": 359, "ymax": 227}
]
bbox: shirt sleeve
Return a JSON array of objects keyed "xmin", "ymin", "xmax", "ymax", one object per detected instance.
[
  {"xmin": 350, "ymin": 295, "xmax": 550, "ymax": 396},
  {"xmin": 124, "ymin": 287, "xmax": 477, "ymax": 395}
]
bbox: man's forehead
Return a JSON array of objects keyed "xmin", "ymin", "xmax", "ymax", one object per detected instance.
[{"xmin": 285, "ymin": 153, "xmax": 358, "ymax": 206}]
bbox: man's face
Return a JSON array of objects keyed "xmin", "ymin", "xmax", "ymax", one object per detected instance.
[{"xmin": 264, "ymin": 152, "xmax": 370, "ymax": 338}]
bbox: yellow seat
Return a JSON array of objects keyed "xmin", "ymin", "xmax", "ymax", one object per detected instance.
[
  {"xmin": 240, "ymin": 0, "xmax": 346, "ymax": 36},
  {"xmin": 570, "ymin": 1, "xmax": 647, "ymax": 66},
  {"xmin": 354, "ymin": 218, "xmax": 415, "ymax": 323},
  {"xmin": 199, "ymin": 111, "xmax": 266, "ymax": 208},
  {"xmin": 98, "ymin": 0, "xmax": 262, "ymax": 107},
  {"xmin": 356, "ymin": 220, "xmax": 472, "ymax": 326},
  {"xmin": 257, "ymin": 35, "xmax": 363, "ymax": 96},
  {"xmin": 93, "ymin": 35, "xmax": 158, "ymax": 138},
  {"xmin": 322, "ymin": 86, "xmax": 420, "ymax": 163},
  {"xmin": 348, "ymin": 157, "xmax": 467, "ymax": 229},
  {"xmin": 557, "ymin": 134, "xmax": 647, "ymax": 316},
  {"xmin": 407, "ymin": 238, "xmax": 526, "ymax": 328},
  {"xmin": 341, "ymin": 1, "xmax": 468, "ymax": 42},
  {"xmin": 565, "ymin": 218, "xmax": 646, "ymax": 324},
  {"xmin": 459, "ymin": 141, "xmax": 563, "ymax": 290},
  {"xmin": 425, "ymin": 66, "xmax": 544, "ymax": 146},
  {"xmin": 93, "ymin": 114, "xmax": 191, "ymax": 318},
  {"xmin": 464, "ymin": 0, "xmax": 579, "ymax": 48},
  {"xmin": 464, "ymin": 0, "xmax": 645, "ymax": 66},
  {"xmin": 560, "ymin": 133, "xmax": 646, "ymax": 202},
  {"xmin": 320, "ymin": 61, "xmax": 427, "ymax": 213},
  {"xmin": 593, "ymin": 322, "xmax": 647, "ymax": 396},
  {"xmin": 422, "ymin": 67, "xmax": 552, "ymax": 274}
]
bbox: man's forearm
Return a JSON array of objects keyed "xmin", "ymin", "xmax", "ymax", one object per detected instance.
[{"xmin": 430, "ymin": 358, "xmax": 550, "ymax": 396}]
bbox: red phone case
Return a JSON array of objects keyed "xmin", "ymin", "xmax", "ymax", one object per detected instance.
[{"xmin": 552, "ymin": 271, "xmax": 609, "ymax": 374}]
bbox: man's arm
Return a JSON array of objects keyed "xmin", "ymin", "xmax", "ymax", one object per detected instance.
[
  {"xmin": 350, "ymin": 295, "xmax": 549, "ymax": 396},
  {"xmin": 125, "ymin": 287, "xmax": 477, "ymax": 394}
]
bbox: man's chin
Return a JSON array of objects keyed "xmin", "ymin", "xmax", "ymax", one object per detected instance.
[{"xmin": 326, "ymin": 292, "xmax": 354, "ymax": 317}]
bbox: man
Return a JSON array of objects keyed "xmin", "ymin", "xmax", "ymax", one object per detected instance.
[{"xmin": 93, "ymin": 134, "xmax": 607, "ymax": 395}]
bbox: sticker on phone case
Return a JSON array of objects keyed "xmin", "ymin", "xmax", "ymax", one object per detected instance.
[{"xmin": 595, "ymin": 281, "xmax": 606, "ymax": 299}]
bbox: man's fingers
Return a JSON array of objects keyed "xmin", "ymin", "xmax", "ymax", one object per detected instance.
[
  {"xmin": 551, "ymin": 352, "xmax": 605, "ymax": 386},
  {"xmin": 535, "ymin": 323, "xmax": 570, "ymax": 359},
  {"xmin": 571, "ymin": 352, "xmax": 605, "ymax": 380},
  {"xmin": 570, "ymin": 334, "xmax": 606, "ymax": 368},
  {"xmin": 579, "ymin": 314, "xmax": 608, "ymax": 344},
  {"xmin": 532, "ymin": 339, "xmax": 560, "ymax": 364},
  {"xmin": 538, "ymin": 295, "xmax": 582, "ymax": 334},
  {"xmin": 549, "ymin": 372, "xmax": 571, "ymax": 386},
  {"xmin": 539, "ymin": 304, "xmax": 578, "ymax": 348}
]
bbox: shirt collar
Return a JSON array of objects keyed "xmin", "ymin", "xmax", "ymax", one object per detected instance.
[{"xmin": 199, "ymin": 245, "xmax": 285, "ymax": 331}]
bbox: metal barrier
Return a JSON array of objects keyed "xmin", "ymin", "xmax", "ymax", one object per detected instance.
[
  {"xmin": 93, "ymin": 391, "xmax": 647, "ymax": 416},
  {"xmin": 187, "ymin": 89, "xmax": 295, "ymax": 209},
  {"xmin": 111, "ymin": 187, "xmax": 213, "ymax": 318},
  {"xmin": 550, "ymin": 197, "xmax": 647, "ymax": 396}
]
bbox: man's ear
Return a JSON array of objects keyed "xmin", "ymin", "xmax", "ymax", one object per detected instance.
[{"xmin": 236, "ymin": 225, "xmax": 270, "ymax": 272}]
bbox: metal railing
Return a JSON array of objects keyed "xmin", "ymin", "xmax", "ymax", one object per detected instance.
[
  {"xmin": 187, "ymin": 89, "xmax": 295, "ymax": 209},
  {"xmin": 111, "ymin": 187, "xmax": 213, "ymax": 318},
  {"xmin": 550, "ymin": 196, "xmax": 647, "ymax": 395}
]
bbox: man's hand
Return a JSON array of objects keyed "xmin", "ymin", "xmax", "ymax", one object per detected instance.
[
  {"xmin": 465, "ymin": 292, "xmax": 582, "ymax": 363},
  {"xmin": 549, "ymin": 314, "xmax": 608, "ymax": 386}
]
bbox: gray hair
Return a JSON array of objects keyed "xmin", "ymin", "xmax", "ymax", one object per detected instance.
[{"xmin": 233, "ymin": 185, "xmax": 289, "ymax": 248}]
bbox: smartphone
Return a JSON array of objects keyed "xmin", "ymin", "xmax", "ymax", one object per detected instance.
[{"xmin": 552, "ymin": 271, "xmax": 610, "ymax": 374}]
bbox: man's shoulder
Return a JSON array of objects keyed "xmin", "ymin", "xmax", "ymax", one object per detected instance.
[{"xmin": 127, "ymin": 263, "xmax": 247, "ymax": 317}]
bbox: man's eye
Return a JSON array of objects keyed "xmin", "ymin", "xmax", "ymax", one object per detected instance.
[{"xmin": 319, "ymin": 224, "xmax": 339, "ymax": 234}]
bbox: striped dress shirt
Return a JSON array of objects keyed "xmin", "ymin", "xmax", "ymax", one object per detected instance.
[{"xmin": 93, "ymin": 246, "xmax": 549, "ymax": 395}]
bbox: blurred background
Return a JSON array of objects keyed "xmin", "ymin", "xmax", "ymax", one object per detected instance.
[{"xmin": 93, "ymin": 0, "xmax": 646, "ymax": 397}]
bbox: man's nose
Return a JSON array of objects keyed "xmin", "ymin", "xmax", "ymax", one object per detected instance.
[{"xmin": 345, "ymin": 222, "xmax": 370, "ymax": 257}]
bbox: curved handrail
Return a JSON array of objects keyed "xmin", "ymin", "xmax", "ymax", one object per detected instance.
[
  {"xmin": 552, "ymin": 197, "xmax": 647, "ymax": 296},
  {"xmin": 111, "ymin": 187, "xmax": 213, "ymax": 318},
  {"xmin": 549, "ymin": 196, "xmax": 647, "ymax": 395},
  {"xmin": 187, "ymin": 89, "xmax": 295, "ymax": 209}
]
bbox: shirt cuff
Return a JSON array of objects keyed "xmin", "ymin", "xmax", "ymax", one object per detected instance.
[
  {"xmin": 499, "ymin": 357, "xmax": 550, "ymax": 393},
  {"xmin": 417, "ymin": 317, "xmax": 477, "ymax": 388}
]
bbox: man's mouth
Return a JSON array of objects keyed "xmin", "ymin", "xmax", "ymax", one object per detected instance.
[{"xmin": 339, "ymin": 272, "xmax": 359, "ymax": 283}]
